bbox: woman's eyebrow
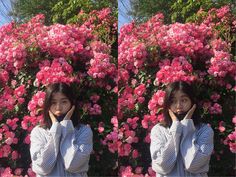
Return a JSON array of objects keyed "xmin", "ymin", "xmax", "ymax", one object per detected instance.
[
  {"xmin": 61, "ymin": 97, "xmax": 69, "ymax": 100},
  {"xmin": 51, "ymin": 97, "xmax": 68, "ymax": 101},
  {"xmin": 180, "ymin": 94, "xmax": 188, "ymax": 97}
]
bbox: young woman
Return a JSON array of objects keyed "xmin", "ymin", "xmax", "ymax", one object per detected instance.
[
  {"xmin": 30, "ymin": 83, "xmax": 93, "ymax": 177},
  {"xmin": 150, "ymin": 81, "xmax": 214, "ymax": 177}
]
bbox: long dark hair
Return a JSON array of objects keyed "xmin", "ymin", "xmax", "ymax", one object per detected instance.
[
  {"xmin": 162, "ymin": 81, "xmax": 201, "ymax": 127},
  {"xmin": 42, "ymin": 82, "xmax": 79, "ymax": 129}
]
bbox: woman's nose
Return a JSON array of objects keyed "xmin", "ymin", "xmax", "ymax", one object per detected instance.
[
  {"xmin": 176, "ymin": 101, "xmax": 182, "ymax": 108},
  {"xmin": 55, "ymin": 103, "xmax": 62, "ymax": 110}
]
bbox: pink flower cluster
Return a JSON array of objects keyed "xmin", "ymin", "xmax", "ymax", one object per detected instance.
[
  {"xmin": 90, "ymin": 41, "xmax": 111, "ymax": 54},
  {"xmin": 102, "ymin": 116, "xmax": 119, "ymax": 153},
  {"xmin": 202, "ymin": 5, "xmax": 232, "ymax": 28},
  {"xmin": 82, "ymin": 102, "xmax": 102, "ymax": 115},
  {"xmin": 118, "ymin": 68, "xmax": 130, "ymax": 84},
  {"xmin": 118, "ymin": 86, "xmax": 136, "ymax": 113},
  {"xmin": 0, "ymin": 84, "xmax": 26, "ymax": 111},
  {"xmin": 6, "ymin": 118, "xmax": 19, "ymax": 131},
  {"xmin": 218, "ymin": 121, "xmax": 225, "ymax": 133},
  {"xmin": 0, "ymin": 167, "xmax": 35, "ymax": 177},
  {"xmin": 35, "ymin": 58, "xmax": 75, "ymax": 86},
  {"xmin": 82, "ymin": 8, "xmax": 117, "ymax": 38},
  {"xmin": 0, "ymin": 119, "xmax": 20, "ymax": 162},
  {"xmin": 210, "ymin": 92, "xmax": 221, "ymax": 102},
  {"xmin": 224, "ymin": 129, "xmax": 236, "ymax": 153},
  {"xmin": 118, "ymin": 120, "xmax": 139, "ymax": 157},
  {"xmin": 118, "ymin": 85, "xmax": 147, "ymax": 118},
  {"xmin": 148, "ymin": 90, "xmax": 165, "ymax": 115},
  {"xmin": 208, "ymin": 51, "xmax": 236, "ymax": 78},
  {"xmin": 21, "ymin": 115, "xmax": 41, "ymax": 133},
  {"xmin": 118, "ymin": 35, "xmax": 147, "ymax": 72},
  {"xmin": 27, "ymin": 91, "xmax": 45, "ymax": 116},
  {"xmin": 119, "ymin": 166, "xmax": 155, "ymax": 177},
  {"xmin": 13, "ymin": 85, "xmax": 26, "ymax": 104},
  {"xmin": 156, "ymin": 23, "xmax": 212, "ymax": 58},
  {"xmin": 119, "ymin": 13, "xmax": 164, "ymax": 45},
  {"xmin": 209, "ymin": 103, "xmax": 222, "ymax": 114},
  {"xmin": 202, "ymin": 101, "xmax": 222, "ymax": 115},
  {"xmin": 141, "ymin": 114, "xmax": 163, "ymax": 130},
  {"xmin": 89, "ymin": 104, "xmax": 102, "ymax": 115},
  {"xmin": 37, "ymin": 24, "xmax": 91, "ymax": 57},
  {"xmin": 0, "ymin": 70, "xmax": 9, "ymax": 84},
  {"xmin": 0, "ymin": 87, "xmax": 17, "ymax": 111},
  {"xmin": 154, "ymin": 57, "xmax": 196, "ymax": 85},
  {"xmin": 0, "ymin": 36, "xmax": 27, "ymax": 73},
  {"xmin": 127, "ymin": 117, "xmax": 139, "ymax": 130},
  {"xmin": 88, "ymin": 52, "xmax": 116, "ymax": 79},
  {"xmin": 223, "ymin": 116, "xmax": 236, "ymax": 153}
]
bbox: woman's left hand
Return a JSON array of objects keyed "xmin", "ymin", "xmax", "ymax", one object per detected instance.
[
  {"xmin": 49, "ymin": 110, "xmax": 58, "ymax": 123},
  {"xmin": 64, "ymin": 105, "xmax": 75, "ymax": 120},
  {"xmin": 184, "ymin": 104, "xmax": 196, "ymax": 119}
]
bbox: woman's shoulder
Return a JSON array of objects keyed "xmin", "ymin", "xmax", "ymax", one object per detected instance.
[
  {"xmin": 30, "ymin": 125, "xmax": 49, "ymax": 139},
  {"xmin": 151, "ymin": 123, "xmax": 168, "ymax": 134},
  {"xmin": 76, "ymin": 124, "xmax": 93, "ymax": 135},
  {"xmin": 197, "ymin": 123, "xmax": 214, "ymax": 135},
  {"xmin": 31, "ymin": 125, "xmax": 45, "ymax": 133}
]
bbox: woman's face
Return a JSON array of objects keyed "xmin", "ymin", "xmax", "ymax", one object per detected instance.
[
  {"xmin": 49, "ymin": 92, "xmax": 72, "ymax": 117},
  {"xmin": 170, "ymin": 90, "xmax": 192, "ymax": 115}
]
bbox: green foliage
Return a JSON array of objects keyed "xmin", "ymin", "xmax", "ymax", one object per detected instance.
[
  {"xmin": 171, "ymin": 0, "xmax": 234, "ymax": 23},
  {"xmin": 128, "ymin": 0, "xmax": 176, "ymax": 23},
  {"xmin": 10, "ymin": 0, "xmax": 117, "ymax": 25},
  {"xmin": 10, "ymin": 0, "xmax": 58, "ymax": 25},
  {"xmin": 52, "ymin": 0, "xmax": 117, "ymax": 24},
  {"xmin": 128, "ymin": 0, "xmax": 235, "ymax": 23}
]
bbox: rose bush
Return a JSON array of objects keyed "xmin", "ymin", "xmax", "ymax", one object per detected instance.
[
  {"xmin": 0, "ymin": 8, "xmax": 118, "ymax": 176},
  {"xmin": 0, "ymin": 4, "xmax": 235, "ymax": 177},
  {"xmin": 118, "ymin": 5, "xmax": 235, "ymax": 176}
]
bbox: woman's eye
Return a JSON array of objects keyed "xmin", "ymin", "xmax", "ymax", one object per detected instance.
[{"xmin": 182, "ymin": 98, "xmax": 189, "ymax": 103}]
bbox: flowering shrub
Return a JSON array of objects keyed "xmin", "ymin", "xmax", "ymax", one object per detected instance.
[
  {"xmin": 118, "ymin": 5, "xmax": 235, "ymax": 176},
  {"xmin": 0, "ymin": 8, "xmax": 117, "ymax": 177}
]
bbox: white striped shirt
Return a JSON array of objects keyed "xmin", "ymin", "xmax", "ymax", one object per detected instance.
[
  {"xmin": 150, "ymin": 119, "xmax": 214, "ymax": 177},
  {"xmin": 30, "ymin": 120, "xmax": 93, "ymax": 177}
]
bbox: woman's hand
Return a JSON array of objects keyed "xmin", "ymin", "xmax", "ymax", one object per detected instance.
[
  {"xmin": 169, "ymin": 109, "xmax": 178, "ymax": 121},
  {"xmin": 184, "ymin": 104, "xmax": 196, "ymax": 119},
  {"xmin": 49, "ymin": 110, "xmax": 58, "ymax": 123},
  {"xmin": 64, "ymin": 105, "xmax": 75, "ymax": 120}
]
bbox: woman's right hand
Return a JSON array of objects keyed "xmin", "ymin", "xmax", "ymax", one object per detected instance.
[
  {"xmin": 184, "ymin": 104, "xmax": 196, "ymax": 119},
  {"xmin": 168, "ymin": 109, "xmax": 178, "ymax": 121},
  {"xmin": 49, "ymin": 110, "xmax": 58, "ymax": 123}
]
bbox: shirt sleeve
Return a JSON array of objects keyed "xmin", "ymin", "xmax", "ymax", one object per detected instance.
[
  {"xmin": 30, "ymin": 123, "xmax": 62, "ymax": 175},
  {"xmin": 60, "ymin": 120, "xmax": 93, "ymax": 173},
  {"xmin": 180, "ymin": 119, "xmax": 214, "ymax": 174},
  {"xmin": 150, "ymin": 121, "xmax": 182, "ymax": 175}
]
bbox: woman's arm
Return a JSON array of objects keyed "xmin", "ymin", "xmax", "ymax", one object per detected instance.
[
  {"xmin": 150, "ymin": 121, "xmax": 182, "ymax": 175},
  {"xmin": 180, "ymin": 119, "xmax": 214, "ymax": 174},
  {"xmin": 60, "ymin": 120, "xmax": 93, "ymax": 173},
  {"xmin": 30, "ymin": 122, "xmax": 62, "ymax": 175}
]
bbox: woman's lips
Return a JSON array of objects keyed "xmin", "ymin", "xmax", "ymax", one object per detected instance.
[
  {"xmin": 54, "ymin": 112, "xmax": 62, "ymax": 116},
  {"xmin": 176, "ymin": 111, "xmax": 184, "ymax": 114}
]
